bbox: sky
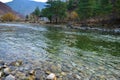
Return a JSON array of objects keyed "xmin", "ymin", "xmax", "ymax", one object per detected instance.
[{"xmin": 0, "ymin": 0, "xmax": 47, "ymax": 3}]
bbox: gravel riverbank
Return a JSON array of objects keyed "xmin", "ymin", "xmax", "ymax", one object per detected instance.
[{"xmin": 0, "ymin": 59, "xmax": 119, "ymax": 80}]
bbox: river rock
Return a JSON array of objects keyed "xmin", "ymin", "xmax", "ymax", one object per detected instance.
[
  {"xmin": 27, "ymin": 70, "xmax": 36, "ymax": 80},
  {"xmin": 10, "ymin": 60, "xmax": 22, "ymax": 66},
  {"xmin": 62, "ymin": 66, "xmax": 70, "ymax": 72},
  {"xmin": 61, "ymin": 72, "xmax": 67, "ymax": 76},
  {"xmin": 29, "ymin": 70, "xmax": 35, "ymax": 75},
  {"xmin": 74, "ymin": 74, "xmax": 82, "ymax": 80},
  {"xmin": 4, "ymin": 67, "xmax": 11, "ymax": 75},
  {"xmin": 47, "ymin": 73, "xmax": 56, "ymax": 80},
  {"xmin": 98, "ymin": 66, "xmax": 105, "ymax": 70},
  {"xmin": 24, "ymin": 65, "xmax": 32, "ymax": 70},
  {"xmin": 50, "ymin": 65, "xmax": 61, "ymax": 73},
  {"xmin": 15, "ymin": 71, "xmax": 27, "ymax": 80},
  {"xmin": 28, "ymin": 75, "xmax": 35, "ymax": 80},
  {"xmin": 5, "ymin": 74, "xmax": 15, "ymax": 80},
  {"xmin": 98, "ymin": 75, "xmax": 106, "ymax": 80},
  {"xmin": 2, "ymin": 64, "xmax": 8, "ymax": 68},
  {"xmin": 0, "ymin": 71, "xmax": 3, "ymax": 78},
  {"xmin": 57, "ymin": 78, "xmax": 63, "ymax": 80},
  {"xmin": 65, "ymin": 74, "xmax": 76, "ymax": 80},
  {"xmin": 35, "ymin": 70, "xmax": 45, "ymax": 80},
  {"xmin": 45, "ymin": 71, "xmax": 51, "ymax": 75},
  {"xmin": 0, "ymin": 66, "xmax": 2, "ymax": 70},
  {"xmin": 0, "ymin": 60, "xmax": 5, "ymax": 65}
]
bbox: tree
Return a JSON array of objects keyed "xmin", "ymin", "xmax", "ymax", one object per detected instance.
[
  {"xmin": 77, "ymin": 0, "xmax": 92, "ymax": 24},
  {"xmin": 98, "ymin": 0, "xmax": 112, "ymax": 16},
  {"xmin": 33, "ymin": 7, "xmax": 41, "ymax": 17},
  {"xmin": 110, "ymin": 0, "xmax": 120, "ymax": 19},
  {"xmin": 71, "ymin": 11, "xmax": 78, "ymax": 20},
  {"xmin": 76, "ymin": 0, "xmax": 113, "ymax": 23},
  {"xmin": 1, "ymin": 13, "xmax": 16, "ymax": 21},
  {"xmin": 41, "ymin": 0, "xmax": 67, "ymax": 23},
  {"xmin": 41, "ymin": 8, "xmax": 53, "ymax": 23},
  {"xmin": 115, "ymin": 0, "xmax": 120, "ymax": 15},
  {"xmin": 25, "ymin": 15, "xmax": 29, "ymax": 21},
  {"xmin": 67, "ymin": 11, "xmax": 78, "ymax": 22},
  {"xmin": 67, "ymin": 0, "xmax": 79, "ymax": 11},
  {"xmin": 32, "ymin": 7, "xmax": 41, "ymax": 22}
]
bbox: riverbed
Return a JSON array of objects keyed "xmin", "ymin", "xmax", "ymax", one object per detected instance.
[{"xmin": 0, "ymin": 23, "xmax": 120, "ymax": 80}]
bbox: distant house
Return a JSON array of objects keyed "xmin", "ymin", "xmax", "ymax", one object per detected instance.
[{"xmin": 40, "ymin": 17, "xmax": 49, "ymax": 22}]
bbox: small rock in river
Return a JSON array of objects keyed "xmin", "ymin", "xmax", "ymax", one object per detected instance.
[
  {"xmin": 15, "ymin": 71, "xmax": 27, "ymax": 80},
  {"xmin": 0, "ymin": 66, "xmax": 2, "ymax": 70},
  {"xmin": 0, "ymin": 60, "xmax": 5, "ymax": 65},
  {"xmin": 4, "ymin": 67, "xmax": 11, "ymax": 75},
  {"xmin": 50, "ymin": 64, "xmax": 61, "ymax": 73},
  {"xmin": 45, "ymin": 70, "xmax": 51, "ymax": 75},
  {"xmin": 74, "ymin": 74, "xmax": 82, "ymax": 80},
  {"xmin": 61, "ymin": 72, "xmax": 67, "ymax": 76},
  {"xmin": 47, "ymin": 73, "xmax": 56, "ymax": 80},
  {"xmin": 5, "ymin": 74, "xmax": 15, "ymax": 80},
  {"xmin": 28, "ymin": 75, "xmax": 35, "ymax": 80},
  {"xmin": 35, "ymin": 70, "xmax": 45, "ymax": 80},
  {"xmin": 98, "ymin": 66, "xmax": 104, "ymax": 70},
  {"xmin": 10, "ymin": 60, "xmax": 22, "ymax": 66},
  {"xmin": 0, "ymin": 71, "xmax": 3, "ymax": 78},
  {"xmin": 24, "ymin": 65, "xmax": 32, "ymax": 70},
  {"xmin": 29, "ymin": 70, "xmax": 35, "ymax": 75},
  {"xmin": 3, "ymin": 64, "xmax": 8, "ymax": 68}
]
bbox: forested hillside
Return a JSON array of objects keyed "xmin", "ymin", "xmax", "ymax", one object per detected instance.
[{"xmin": 40, "ymin": 0, "xmax": 120, "ymax": 27}]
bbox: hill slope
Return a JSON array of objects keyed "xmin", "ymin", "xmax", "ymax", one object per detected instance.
[
  {"xmin": 0, "ymin": 2, "xmax": 23, "ymax": 19},
  {"xmin": 0, "ymin": 2, "xmax": 16, "ymax": 15},
  {"xmin": 6, "ymin": 0, "xmax": 46, "ymax": 16}
]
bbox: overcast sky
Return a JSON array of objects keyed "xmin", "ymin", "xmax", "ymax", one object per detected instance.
[{"xmin": 0, "ymin": 0, "xmax": 47, "ymax": 3}]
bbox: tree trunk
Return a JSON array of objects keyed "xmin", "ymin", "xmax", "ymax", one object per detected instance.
[{"xmin": 56, "ymin": 17, "xmax": 58, "ymax": 24}]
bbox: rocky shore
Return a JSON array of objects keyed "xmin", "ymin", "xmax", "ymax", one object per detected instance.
[{"xmin": 0, "ymin": 59, "xmax": 119, "ymax": 80}]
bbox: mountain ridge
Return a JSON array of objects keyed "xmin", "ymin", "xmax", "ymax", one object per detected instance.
[{"xmin": 6, "ymin": 0, "xmax": 46, "ymax": 16}]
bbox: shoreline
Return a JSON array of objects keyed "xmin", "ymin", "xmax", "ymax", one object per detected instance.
[
  {"xmin": 0, "ymin": 22, "xmax": 119, "ymax": 34},
  {"xmin": 1, "ymin": 21, "xmax": 120, "ymax": 28}
]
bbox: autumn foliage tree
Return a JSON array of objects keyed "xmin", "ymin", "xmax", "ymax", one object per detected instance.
[
  {"xmin": 1, "ymin": 13, "xmax": 16, "ymax": 21},
  {"xmin": 67, "ymin": 11, "xmax": 78, "ymax": 22}
]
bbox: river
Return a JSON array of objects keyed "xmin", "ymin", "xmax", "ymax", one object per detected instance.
[{"xmin": 0, "ymin": 23, "xmax": 120, "ymax": 79}]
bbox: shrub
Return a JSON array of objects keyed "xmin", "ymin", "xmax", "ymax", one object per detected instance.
[{"xmin": 1, "ymin": 13, "xmax": 16, "ymax": 21}]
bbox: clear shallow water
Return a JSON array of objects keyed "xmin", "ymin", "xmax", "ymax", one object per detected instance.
[{"xmin": 0, "ymin": 23, "xmax": 120, "ymax": 79}]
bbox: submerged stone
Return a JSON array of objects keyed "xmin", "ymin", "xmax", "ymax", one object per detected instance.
[
  {"xmin": 15, "ymin": 71, "xmax": 27, "ymax": 80},
  {"xmin": 0, "ymin": 60, "xmax": 5, "ymax": 65},
  {"xmin": 0, "ymin": 71, "xmax": 3, "ymax": 78},
  {"xmin": 10, "ymin": 60, "xmax": 22, "ymax": 66},
  {"xmin": 5, "ymin": 74, "xmax": 15, "ymax": 80},
  {"xmin": 29, "ymin": 70, "xmax": 35, "ymax": 75},
  {"xmin": 35, "ymin": 70, "xmax": 45, "ymax": 80},
  {"xmin": 4, "ymin": 67, "xmax": 11, "ymax": 75},
  {"xmin": 47, "ymin": 73, "xmax": 56, "ymax": 80}
]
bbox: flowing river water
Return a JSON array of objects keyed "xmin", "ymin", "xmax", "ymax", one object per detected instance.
[{"xmin": 0, "ymin": 23, "xmax": 120, "ymax": 80}]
